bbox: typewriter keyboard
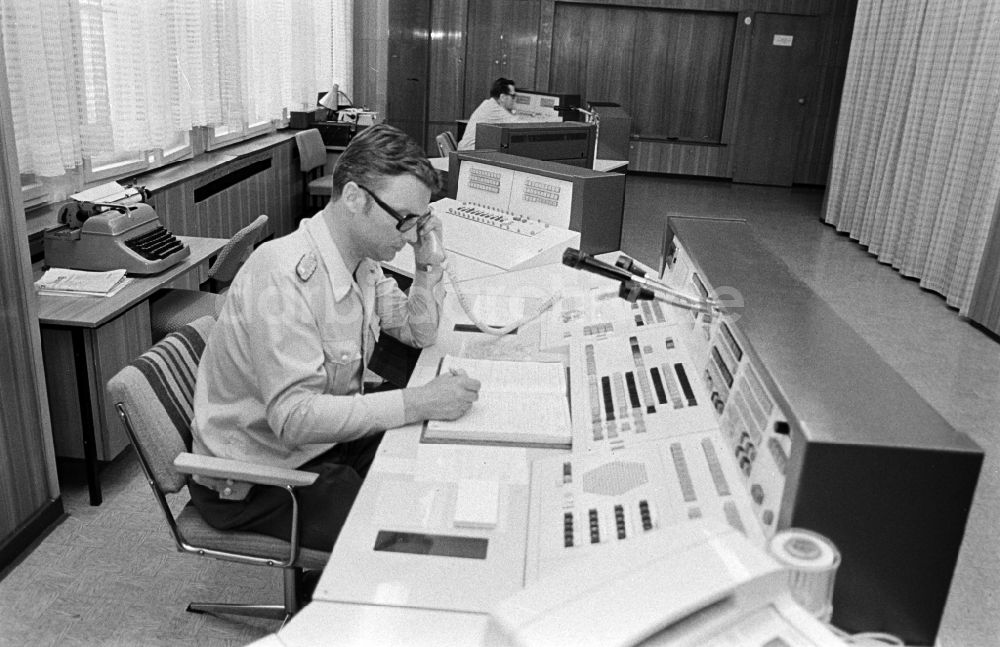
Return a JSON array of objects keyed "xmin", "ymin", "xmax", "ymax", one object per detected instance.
[{"xmin": 125, "ymin": 226, "xmax": 185, "ymax": 260}]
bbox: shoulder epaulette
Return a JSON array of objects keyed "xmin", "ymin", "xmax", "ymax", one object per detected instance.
[{"xmin": 296, "ymin": 252, "xmax": 318, "ymax": 282}]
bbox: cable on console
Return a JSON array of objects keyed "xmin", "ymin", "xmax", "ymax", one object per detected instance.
[
  {"xmin": 443, "ymin": 262, "xmax": 561, "ymax": 337},
  {"xmin": 828, "ymin": 625, "xmax": 904, "ymax": 646}
]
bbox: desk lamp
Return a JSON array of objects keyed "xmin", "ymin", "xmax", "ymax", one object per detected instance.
[{"xmin": 318, "ymin": 84, "xmax": 339, "ymax": 119}]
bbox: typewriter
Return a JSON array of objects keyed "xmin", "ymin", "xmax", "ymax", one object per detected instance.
[{"xmin": 44, "ymin": 187, "xmax": 190, "ymax": 275}]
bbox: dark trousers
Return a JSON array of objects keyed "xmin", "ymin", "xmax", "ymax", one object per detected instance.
[{"xmin": 189, "ymin": 432, "xmax": 384, "ymax": 552}]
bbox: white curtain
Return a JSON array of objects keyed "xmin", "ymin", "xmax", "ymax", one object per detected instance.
[
  {"xmin": 238, "ymin": 0, "xmax": 352, "ymax": 124},
  {"xmin": 823, "ymin": 0, "xmax": 1000, "ymax": 314},
  {"xmin": 1, "ymin": 0, "xmax": 85, "ymax": 176},
  {"xmin": 1, "ymin": 0, "xmax": 351, "ymax": 177}
]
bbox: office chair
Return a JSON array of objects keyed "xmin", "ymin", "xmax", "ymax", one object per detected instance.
[
  {"xmin": 149, "ymin": 214, "xmax": 268, "ymax": 342},
  {"xmin": 294, "ymin": 128, "xmax": 334, "ymax": 214},
  {"xmin": 106, "ymin": 315, "xmax": 330, "ymax": 623},
  {"xmin": 436, "ymin": 131, "xmax": 458, "ymax": 158}
]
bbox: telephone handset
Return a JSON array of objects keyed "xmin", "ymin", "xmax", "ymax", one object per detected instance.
[
  {"xmin": 486, "ymin": 519, "xmax": 848, "ymax": 647},
  {"xmin": 419, "ymin": 214, "xmax": 561, "ymax": 337},
  {"xmin": 417, "ymin": 224, "xmax": 446, "ymax": 267}
]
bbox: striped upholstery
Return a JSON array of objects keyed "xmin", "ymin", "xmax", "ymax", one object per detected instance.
[
  {"xmin": 107, "ymin": 316, "xmax": 213, "ymax": 494},
  {"xmin": 107, "ymin": 314, "xmax": 329, "ymax": 606}
]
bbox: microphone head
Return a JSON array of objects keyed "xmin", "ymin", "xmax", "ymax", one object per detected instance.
[{"xmin": 562, "ymin": 248, "xmax": 584, "ymax": 268}]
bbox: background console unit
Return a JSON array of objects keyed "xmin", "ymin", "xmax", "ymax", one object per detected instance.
[
  {"xmin": 446, "ymin": 150, "xmax": 624, "ymax": 254},
  {"xmin": 474, "ymin": 121, "xmax": 596, "ymax": 168}
]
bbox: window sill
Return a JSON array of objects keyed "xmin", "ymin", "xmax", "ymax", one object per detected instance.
[{"xmin": 24, "ymin": 130, "xmax": 300, "ymax": 237}]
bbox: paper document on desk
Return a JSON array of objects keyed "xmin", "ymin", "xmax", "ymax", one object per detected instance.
[
  {"xmin": 69, "ymin": 180, "xmax": 143, "ymax": 205},
  {"xmin": 424, "ymin": 355, "xmax": 572, "ymax": 448},
  {"xmin": 35, "ymin": 267, "xmax": 131, "ymax": 297}
]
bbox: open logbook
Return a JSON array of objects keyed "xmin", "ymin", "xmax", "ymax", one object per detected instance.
[{"xmin": 422, "ymin": 355, "xmax": 572, "ymax": 448}]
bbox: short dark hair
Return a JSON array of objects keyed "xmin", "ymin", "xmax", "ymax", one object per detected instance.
[
  {"xmin": 332, "ymin": 124, "xmax": 438, "ymax": 196},
  {"xmin": 490, "ymin": 77, "xmax": 515, "ymax": 99}
]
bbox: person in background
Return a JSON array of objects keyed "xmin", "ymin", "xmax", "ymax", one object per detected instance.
[
  {"xmin": 188, "ymin": 124, "xmax": 481, "ymax": 554},
  {"xmin": 457, "ymin": 77, "xmax": 537, "ymax": 150}
]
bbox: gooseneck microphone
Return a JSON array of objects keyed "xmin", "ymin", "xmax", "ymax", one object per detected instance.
[
  {"xmin": 561, "ymin": 248, "xmax": 634, "ymax": 283},
  {"xmin": 562, "ymin": 248, "xmax": 718, "ymax": 312}
]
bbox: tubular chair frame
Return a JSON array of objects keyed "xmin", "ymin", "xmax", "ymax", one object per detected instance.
[
  {"xmin": 109, "ymin": 318, "xmax": 326, "ymax": 625},
  {"xmin": 115, "ymin": 403, "xmax": 315, "ymax": 622}
]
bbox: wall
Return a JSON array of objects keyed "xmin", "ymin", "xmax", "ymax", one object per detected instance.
[
  {"xmin": 144, "ymin": 136, "xmax": 302, "ymax": 245},
  {"xmin": 357, "ymin": 0, "xmax": 857, "ymax": 186},
  {"xmin": 0, "ymin": 36, "xmax": 63, "ymax": 571}
]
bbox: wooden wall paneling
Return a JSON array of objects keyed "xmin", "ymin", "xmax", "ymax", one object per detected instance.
[
  {"xmin": 426, "ymin": 0, "xmax": 469, "ymax": 153},
  {"xmin": 718, "ymin": 11, "xmax": 754, "ymax": 156},
  {"xmin": 43, "ymin": 303, "xmax": 151, "ymax": 461},
  {"xmin": 357, "ymin": 0, "xmax": 850, "ymax": 184},
  {"xmin": 225, "ymin": 182, "xmax": 239, "ymax": 239},
  {"xmin": 549, "ymin": 2, "xmax": 628, "ymax": 101},
  {"xmin": 464, "ymin": 0, "xmax": 541, "ymax": 110},
  {"xmin": 465, "ymin": 0, "xmax": 504, "ymax": 109},
  {"xmin": 537, "ymin": 0, "xmax": 848, "ymax": 184},
  {"xmin": 147, "ymin": 139, "xmax": 299, "ymax": 243},
  {"xmin": 504, "ymin": 0, "xmax": 543, "ymax": 91},
  {"xmin": 94, "ymin": 303, "xmax": 151, "ymax": 458},
  {"xmin": 549, "ymin": 4, "xmax": 735, "ymax": 142},
  {"xmin": 40, "ymin": 327, "xmax": 85, "ymax": 459},
  {"xmin": 629, "ymin": 139, "xmax": 730, "ymax": 176},
  {"xmin": 387, "ymin": 0, "xmax": 431, "ymax": 147},
  {"xmin": 730, "ymin": 12, "xmax": 822, "ymax": 185},
  {"xmin": 253, "ymin": 167, "xmax": 268, "ymax": 237},
  {"xmin": 571, "ymin": 7, "xmax": 634, "ymax": 105},
  {"xmin": 651, "ymin": 9, "xmax": 736, "ymax": 142},
  {"xmin": 263, "ymin": 145, "xmax": 279, "ymax": 236},
  {"xmin": 270, "ymin": 141, "xmax": 291, "ymax": 235},
  {"xmin": 353, "ymin": 1, "xmax": 389, "ymax": 118},
  {"xmin": 277, "ymin": 141, "xmax": 297, "ymax": 236},
  {"xmin": 536, "ymin": 0, "xmax": 556, "ymax": 90},
  {"xmin": 793, "ymin": 0, "xmax": 857, "ymax": 185},
  {"xmin": 161, "ymin": 185, "xmax": 188, "ymax": 236},
  {"xmin": 0, "ymin": 33, "xmax": 60, "ymax": 563}
]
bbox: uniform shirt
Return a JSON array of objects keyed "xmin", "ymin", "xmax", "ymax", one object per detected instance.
[
  {"xmin": 191, "ymin": 212, "xmax": 445, "ymax": 472},
  {"xmin": 457, "ymin": 98, "xmax": 529, "ymax": 150}
]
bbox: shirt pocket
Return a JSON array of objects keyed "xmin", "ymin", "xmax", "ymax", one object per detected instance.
[{"xmin": 321, "ymin": 339, "xmax": 362, "ymax": 394}]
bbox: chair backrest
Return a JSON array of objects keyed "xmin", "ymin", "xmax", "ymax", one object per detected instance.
[
  {"xmin": 208, "ymin": 214, "xmax": 268, "ymax": 284},
  {"xmin": 436, "ymin": 131, "xmax": 457, "ymax": 157},
  {"xmin": 294, "ymin": 128, "xmax": 328, "ymax": 174},
  {"xmin": 107, "ymin": 316, "xmax": 214, "ymax": 494}
]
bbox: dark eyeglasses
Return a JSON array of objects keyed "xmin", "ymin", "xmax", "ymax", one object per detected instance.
[{"xmin": 357, "ymin": 184, "xmax": 431, "ymax": 233}]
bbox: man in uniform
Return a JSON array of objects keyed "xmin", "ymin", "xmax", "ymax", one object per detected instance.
[{"xmin": 189, "ymin": 124, "xmax": 480, "ymax": 553}]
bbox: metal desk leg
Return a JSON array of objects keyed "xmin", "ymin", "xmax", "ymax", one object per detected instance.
[{"xmin": 70, "ymin": 327, "xmax": 102, "ymax": 506}]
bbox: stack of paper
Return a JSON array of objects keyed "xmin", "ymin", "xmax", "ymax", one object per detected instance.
[
  {"xmin": 424, "ymin": 355, "xmax": 572, "ymax": 448},
  {"xmin": 35, "ymin": 268, "xmax": 131, "ymax": 297}
]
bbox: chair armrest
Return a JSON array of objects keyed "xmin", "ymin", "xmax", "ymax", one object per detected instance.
[{"xmin": 174, "ymin": 452, "xmax": 318, "ymax": 488}]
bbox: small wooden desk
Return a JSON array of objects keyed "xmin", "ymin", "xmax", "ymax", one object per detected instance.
[{"xmin": 36, "ymin": 236, "xmax": 227, "ymax": 505}]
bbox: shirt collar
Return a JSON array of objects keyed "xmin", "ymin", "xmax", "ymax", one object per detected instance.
[
  {"xmin": 304, "ymin": 213, "xmax": 354, "ymax": 301},
  {"xmin": 303, "ymin": 212, "xmax": 380, "ymax": 302}
]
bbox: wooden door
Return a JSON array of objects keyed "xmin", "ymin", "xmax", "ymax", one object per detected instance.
[
  {"xmin": 464, "ymin": 0, "xmax": 541, "ymax": 111},
  {"xmin": 387, "ymin": 0, "xmax": 431, "ymax": 147},
  {"xmin": 731, "ymin": 13, "xmax": 820, "ymax": 186}
]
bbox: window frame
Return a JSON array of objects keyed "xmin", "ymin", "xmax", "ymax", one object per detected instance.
[
  {"xmin": 205, "ymin": 117, "xmax": 281, "ymax": 152},
  {"xmin": 82, "ymin": 130, "xmax": 194, "ymax": 184}
]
